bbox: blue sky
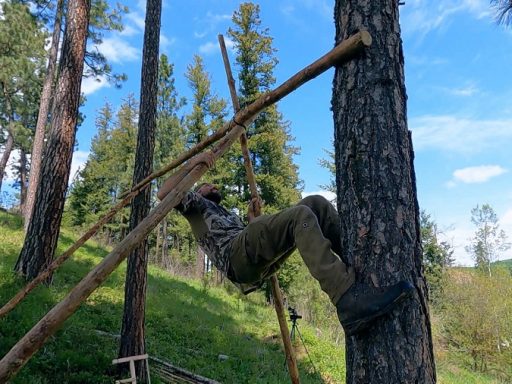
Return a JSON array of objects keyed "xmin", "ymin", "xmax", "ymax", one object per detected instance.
[{"xmin": 5, "ymin": 0, "xmax": 511, "ymax": 265}]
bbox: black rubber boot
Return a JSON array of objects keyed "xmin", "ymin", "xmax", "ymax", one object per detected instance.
[{"xmin": 336, "ymin": 281, "xmax": 414, "ymax": 336}]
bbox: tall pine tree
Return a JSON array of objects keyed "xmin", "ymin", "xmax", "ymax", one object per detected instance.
[
  {"xmin": 119, "ymin": 0, "xmax": 161, "ymax": 380},
  {"xmin": 227, "ymin": 2, "xmax": 301, "ymax": 212},
  {"xmin": 332, "ymin": 0, "xmax": 435, "ymax": 382},
  {"xmin": 15, "ymin": 0, "xmax": 91, "ymax": 280},
  {"xmin": 153, "ymin": 54, "xmax": 187, "ymax": 267}
]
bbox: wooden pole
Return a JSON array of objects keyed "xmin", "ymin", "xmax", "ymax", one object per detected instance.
[
  {"xmin": 0, "ymin": 31, "xmax": 371, "ymax": 382},
  {"xmin": 218, "ymin": 34, "xmax": 299, "ymax": 383}
]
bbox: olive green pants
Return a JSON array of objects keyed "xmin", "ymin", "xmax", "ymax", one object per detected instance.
[{"xmin": 229, "ymin": 195, "xmax": 355, "ymax": 304}]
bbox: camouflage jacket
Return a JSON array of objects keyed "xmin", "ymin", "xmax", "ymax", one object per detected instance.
[{"xmin": 177, "ymin": 191, "xmax": 263, "ymax": 294}]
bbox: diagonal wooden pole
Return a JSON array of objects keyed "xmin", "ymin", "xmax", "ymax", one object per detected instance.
[
  {"xmin": 0, "ymin": 31, "xmax": 371, "ymax": 383},
  {"xmin": 218, "ymin": 34, "xmax": 299, "ymax": 384},
  {"xmin": 0, "ymin": 111, "xmax": 242, "ymax": 319}
]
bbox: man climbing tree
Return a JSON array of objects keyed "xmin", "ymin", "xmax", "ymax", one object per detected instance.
[{"xmin": 331, "ymin": 1, "xmax": 436, "ymax": 383}]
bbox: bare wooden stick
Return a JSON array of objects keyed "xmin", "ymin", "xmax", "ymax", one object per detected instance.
[
  {"xmin": 218, "ymin": 34, "xmax": 299, "ymax": 383},
  {"xmin": 0, "ymin": 31, "xmax": 371, "ymax": 382}
]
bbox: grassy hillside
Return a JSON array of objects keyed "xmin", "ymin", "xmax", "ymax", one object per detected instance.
[
  {"xmin": 494, "ymin": 258, "xmax": 512, "ymax": 268},
  {"xmin": 0, "ymin": 211, "xmax": 501, "ymax": 383}
]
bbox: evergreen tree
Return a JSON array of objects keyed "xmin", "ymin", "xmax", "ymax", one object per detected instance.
[
  {"xmin": 153, "ymin": 54, "xmax": 187, "ymax": 268},
  {"xmin": 492, "ymin": 0, "xmax": 512, "ymax": 25},
  {"xmin": 183, "ymin": 54, "xmax": 228, "ymax": 275},
  {"xmin": 226, "ymin": 2, "xmax": 302, "ymax": 299},
  {"xmin": 184, "ymin": 55, "xmax": 227, "ymax": 146},
  {"xmin": 227, "ymin": 2, "xmax": 301, "ymax": 212},
  {"xmin": 25, "ymin": 0, "xmax": 128, "ymax": 229},
  {"xmin": 68, "ymin": 96, "xmax": 138, "ymax": 240},
  {"xmin": 465, "ymin": 204, "xmax": 510, "ymax": 277},
  {"xmin": 0, "ymin": 0, "xmax": 46, "ymax": 197},
  {"xmin": 420, "ymin": 211, "xmax": 454, "ymax": 302},
  {"xmin": 15, "ymin": 0, "xmax": 91, "ymax": 280}
]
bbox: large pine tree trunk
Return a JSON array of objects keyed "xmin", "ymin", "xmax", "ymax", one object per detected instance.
[
  {"xmin": 24, "ymin": 0, "xmax": 64, "ymax": 231},
  {"xmin": 15, "ymin": 0, "xmax": 90, "ymax": 280},
  {"xmin": 332, "ymin": 1, "xmax": 436, "ymax": 383},
  {"xmin": 119, "ymin": 0, "xmax": 161, "ymax": 381}
]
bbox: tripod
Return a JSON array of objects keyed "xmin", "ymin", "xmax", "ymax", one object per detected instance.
[{"xmin": 286, "ymin": 307, "xmax": 318, "ymax": 375}]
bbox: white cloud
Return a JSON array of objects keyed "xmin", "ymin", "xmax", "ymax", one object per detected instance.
[
  {"xmin": 439, "ymin": 224, "xmax": 475, "ymax": 266},
  {"xmin": 410, "ymin": 115, "xmax": 512, "ymax": 154},
  {"xmin": 301, "ymin": 190, "xmax": 336, "ymax": 202},
  {"xmin": 159, "ymin": 34, "xmax": 176, "ymax": 50},
  {"xmin": 199, "ymin": 37, "xmax": 234, "ymax": 55},
  {"xmin": 501, "ymin": 209, "xmax": 512, "ymax": 226},
  {"xmin": 194, "ymin": 12, "xmax": 230, "ymax": 39},
  {"xmin": 448, "ymin": 84, "xmax": 479, "ymax": 97},
  {"xmin": 280, "ymin": 4, "xmax": 295, "ymax": 18},
  {"xmin": 70, "ymin": 151, "xmax": 90, "ymax": 183},
  {"xmin": 81, "ymin": 76, "xmax": 109, "ymax": 96},
  {"xmin": 452, "ymin": 165, "xmax": 508, "ymax": 184},
  {"xmin": 401, "ymin": 0, "xmax": 491, "ymax": 37},
  {"xmin": 95, "ymin": 37, "xmax": 139, "ymax": 63},
  {"xmin": 127, "ymin": 12, "xmax": 145, "ymax": 30},
  {"xmin": 120, "ymin": 24, "xmax": 139, "ymax": 37}
]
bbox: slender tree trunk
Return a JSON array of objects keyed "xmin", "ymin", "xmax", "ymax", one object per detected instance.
[
  {"xmin": 332, "ymin": 1, "xmax": 435, "ymax": 383},
  {"xmin": 24, "ymin": 0, "xmax": 64, "ymax": 231},
  {"xmin": 196, "ymin": 246, "xmax": 205, "ymax": 278},
  {"xmin": 119, "ymin": 0, "xmax": 161, "ymax": 382},
  {"xmin": 154, "ymin": 221, "xmax": 161, "ymax": 264},
  {"xmin": 19, "ymin": 148, "xmax": 28, "ymax": 211},
  {"xmin": 161, "ymin": 217, "xmax": 168, "ymax": 264},
  {"xmin": 0, "ymin": 130, "xmax": 14, "ymax": 194},
  {"xmin": 15, "ymin": 0, "xmax": 91, "ymax": 280}
]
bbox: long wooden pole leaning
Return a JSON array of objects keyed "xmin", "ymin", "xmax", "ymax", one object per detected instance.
[
  {"xmin": 0, "ymin": 30, "xmax": 371, "ymax": 383},
  {"xmin": 218, "ymin": 34, "xmax": 299, "ymax": 384}
]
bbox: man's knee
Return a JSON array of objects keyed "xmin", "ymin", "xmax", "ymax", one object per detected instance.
[
  {"xmin": 289, "ymin": 205, "xmax": 317, "ymax": 229},
  {"xmin": 298, "ymin": 195, "xmax": 331, "ymax": 211}
]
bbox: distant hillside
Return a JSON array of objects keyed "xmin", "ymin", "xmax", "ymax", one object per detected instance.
[{"xmin": 494, "ymin": 258, "xmax": 512, "ymax": 268}]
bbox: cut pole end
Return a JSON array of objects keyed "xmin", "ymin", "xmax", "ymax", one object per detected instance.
[{"xmin": 360, "ymin": 30, "xmax": 372, "ymax": 47}]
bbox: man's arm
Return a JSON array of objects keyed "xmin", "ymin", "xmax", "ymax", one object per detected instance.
[
  {"xmin": 247, "ymin": 197, "xmax": 263, "ymax": 222},
  {"xmin": 157, "ymin": 151, "xmax": 215, "ymax": 201}
]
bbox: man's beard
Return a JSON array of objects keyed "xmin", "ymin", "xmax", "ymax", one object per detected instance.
[{"xmin": 203, "ymin": 190, "xmax": 222, "ymax": 204}]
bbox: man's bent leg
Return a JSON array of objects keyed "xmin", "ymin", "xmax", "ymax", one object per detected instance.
[
  {"xmin": 230, "ymin": 205, "xmax": 354, "ymax": 304},
  {"xmin": 297, "ymin": 195, "xmax": 345, "ymax": 261}
]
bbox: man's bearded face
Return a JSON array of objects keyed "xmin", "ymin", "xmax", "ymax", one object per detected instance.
[{"xmin": 197, "ymin": 183, "xmax": 222, "ymax": 204}]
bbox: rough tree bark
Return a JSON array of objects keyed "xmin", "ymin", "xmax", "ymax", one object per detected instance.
[
  {"xmin": 118, "ymin": 0, "xmax": 161, "ymax": 381},
  {"xmin": 332, "ymin": 1, "xmax": 436, "ymax": 383},
  {"xmin": 15, "ymin": 0, "xmax": 91, "ymax": 280},
  {"xmin": 24, "ymin": 0, "xmax": 64, "ymax": 231}
]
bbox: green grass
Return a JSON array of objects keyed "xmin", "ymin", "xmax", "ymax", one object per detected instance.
[
  {"xmin": 0, "ymin": 210, "xmax": 503, "ymax": 383},
  {"xmin": 0, "ymin": 211, "xmax": 342, "ymax": 383}
]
